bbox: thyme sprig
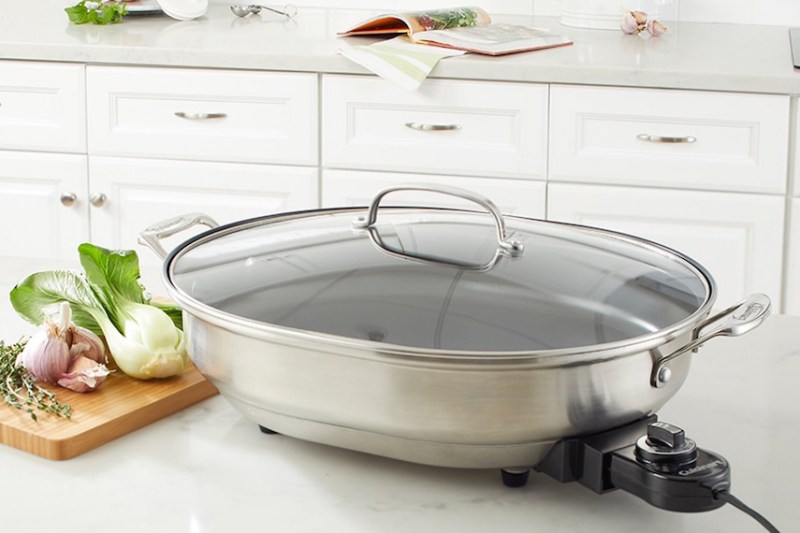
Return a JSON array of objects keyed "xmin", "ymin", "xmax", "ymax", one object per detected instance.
[{"xmin": 0, "ymin": 341, "xmax": 72, "ymax": 421}]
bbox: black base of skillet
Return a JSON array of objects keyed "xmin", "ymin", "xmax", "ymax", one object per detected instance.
[
  {"xmin": 257, "ymin": 416, "xmax": 730, "ymax": 514},
  {"xmin": 528, "ymin": 415, "xmax": 730, "ymax": 513}
]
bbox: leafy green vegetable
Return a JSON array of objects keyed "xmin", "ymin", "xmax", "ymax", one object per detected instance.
[
  {"xmin": 65, "ymin": 0, "xmax": 127, "ymax": 25},
  {"xmin": 10, "ymin": 243, "xmax": 187, "ymax": 380}
]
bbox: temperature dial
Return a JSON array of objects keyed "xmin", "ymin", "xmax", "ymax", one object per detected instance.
[{"xmin": 635, "ymin": 421, "xmax": 699, "ymax": 473}]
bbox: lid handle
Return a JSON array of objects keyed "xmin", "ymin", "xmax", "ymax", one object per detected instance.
[{"xmin": 353, "ymin": 185, "xmax": 524, "ymax": 258}]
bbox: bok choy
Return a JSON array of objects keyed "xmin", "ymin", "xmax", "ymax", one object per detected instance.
[{"xmin": 10, "ymin": 243, "xmax": 187, "ymax": 380}]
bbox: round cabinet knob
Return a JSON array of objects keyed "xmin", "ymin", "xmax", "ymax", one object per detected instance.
[
  {"xmin": 60, "ymin": 192, "xmax": 77, "ymax": 206},
  {"xmin": 89, "ymin": 193, "xmax": 107, "ymax": 207}
]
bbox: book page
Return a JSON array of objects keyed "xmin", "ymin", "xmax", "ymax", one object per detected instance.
[
  {"xmin": 339, "ymin": 7, "xmax": 490, "ymax": 36},
  {"xmin": 412, "ymin": 24, "xmax": 573, "ymax": 56}
]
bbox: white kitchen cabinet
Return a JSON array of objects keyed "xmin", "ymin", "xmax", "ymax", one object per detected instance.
[
  {"xmin": 0, "ymin": 61, "xmax": 86, "ymax": 153},
  {"xmin": 322, "ymin": 169, "xmax": 546, "ymax": 218},
  {"xmin": 0, "ymin": 58, "xmax": 797, "ymax": 317},
  {"xmin": 322, "ymin": 75, "xmax": 548, "ymax": 180},
  {"xmin": 548, "ymin": 183, "xmax": 785, "ymax": 309},
  {"xmin": 785, "ymin": 199, "xmax": 800, "ymax": 315},
  {"xmin": 0, "ymin": 151, "xmax": 88, "ymax": 264},
  {"xmin": 549, "ymin": 85, "xmax": 790, "ymax": 194},
  {"xmin": 87, "ymin": 66, "xmax": 318, "ymax": 165},
  {"xmin": 88, "ymin": 156, "xmax": 319, "ymax": 292}
]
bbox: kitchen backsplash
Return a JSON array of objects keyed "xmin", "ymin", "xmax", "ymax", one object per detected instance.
[{"xmin": 208, "ymin": 0, "xmax": 800, "ymax": 25}]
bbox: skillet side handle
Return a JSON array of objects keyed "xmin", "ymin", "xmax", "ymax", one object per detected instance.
[
  {"xmin": 138, "ymin": 213, "xmax": 219, "ymax": 260},
  {"xmin": 650, "ymin": 293, "xmax": 772, "ymax": 388}
]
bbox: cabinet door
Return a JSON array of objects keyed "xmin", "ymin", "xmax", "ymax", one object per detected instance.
[
  {"xmin": 88, "ymin": 156, "xmax": 319, "ymax": 292},
  {"xmin": 548, "ymin": 183, "xmax": 785, "ymax": 309},
  {"xmin": 0, "ymin": 151, "xmax": 88, "ymax": 263},
  {"xmin": 322, "ymin": 169, "xmax": 546, "ymax": 218}
]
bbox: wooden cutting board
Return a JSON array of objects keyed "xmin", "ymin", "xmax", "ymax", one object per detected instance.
[{"xmin": 0, "ymin": 364, "xmax": 218, "ymax": 460}]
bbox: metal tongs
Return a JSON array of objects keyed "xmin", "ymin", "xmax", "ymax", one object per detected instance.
[{"xmin": 230, "ymin": 4, "xmax": 297, "ymax": 19}]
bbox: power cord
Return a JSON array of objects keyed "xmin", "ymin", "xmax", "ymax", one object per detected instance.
[{"xmin": 714, "ymin": 490, "xmax": 780, "ymax": 532}]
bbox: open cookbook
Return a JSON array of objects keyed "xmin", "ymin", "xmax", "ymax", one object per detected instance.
[{"xmin": 338, "ymin": 6, "xmax": 573, "ymax": 56}]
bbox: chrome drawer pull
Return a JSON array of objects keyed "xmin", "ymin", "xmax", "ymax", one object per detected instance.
[
  {"xmin": 637, "ymin": 133, "xmax": 696, "ymax": 144},
  {"xmin": 174, "ymin": 112, "xmax": 228, "ymax": 120},
  {"xmin": 405, "ymin": 122, "xmax": 461, "ymax": 132}
]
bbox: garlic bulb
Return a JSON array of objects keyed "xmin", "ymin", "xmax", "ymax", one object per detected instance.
[
  {"xmin": 16, "ymin": 302, "xmax": 110, "ymax": 392},
  {"xmin": 620, "ymin": 9, "xmax": 667, "ymax": 37},
  {"xmin": 15, "ymin": 302, "xmax": 73, "ymax": 383}
]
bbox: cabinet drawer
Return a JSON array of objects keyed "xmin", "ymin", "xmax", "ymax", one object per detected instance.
[
  {"xmin": 548, "ymin": 183, "xmax": 785, "ymax": 309},
  {"xmin": 0, "ymin": 61, "xmax": 86, "ymax": 153},
  {"xmin": 87, "ymin": 66, "xmax": 317, "ymax": 165},
  {"xmin": 322, "ymin": 75, "xmax": 548, "ymax": 179},
  {"xmin": 322, "ymin": 169, "xmax": 546, "ymax": 218},
  {"xmin": 550, "ymin": 85, "xmax": 789, "ymax": 193}
]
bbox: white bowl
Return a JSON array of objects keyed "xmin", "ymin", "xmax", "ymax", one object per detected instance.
[{"xmin": 155, "ymin": 0, "xmax": 208, "ymax": 20}]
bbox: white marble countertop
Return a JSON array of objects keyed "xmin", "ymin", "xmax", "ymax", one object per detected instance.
[
  {"xmin": 1, "ymin": 1, "xmax": 799, "ymax": 94},
  {"xmin": 0, "ymin": 292, "xmax": 798, "ymax": 532}
]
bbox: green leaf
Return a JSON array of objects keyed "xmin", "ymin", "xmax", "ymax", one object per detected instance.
[
  {"xmin": 78, "ymin": 243, "xmax": 146, "ymax": 329},
  {"xmin": 64, "ymin": 5, "xmax": 90, "ymax": 24},
  {"xmin": 9, "ymin": 270, "xmax": 105, "ymax": 336}
]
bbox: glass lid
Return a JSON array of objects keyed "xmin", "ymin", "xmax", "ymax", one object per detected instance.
[{"xmin": 167, "ymin": 187, "xmax": 712, "ymax": 352}]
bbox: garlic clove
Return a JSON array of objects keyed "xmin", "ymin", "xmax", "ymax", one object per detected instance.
[
  {"xmin": 57, "ymin": 355, "xmax": 111, "ymax": 393},
  {"xmin": 69, "ymin": 325, "xmax": 107, "ymax": 364},
  {"xmin": 632, "ymin": 10, "xmax": 648, "ymax": 25},
  {"xmin": 646, "ymin": 19, "xmax": 668, "ymax": 37},
  {"xmin": 620, "ymin": 12, "xmax": 641, "ymax": 34}
]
